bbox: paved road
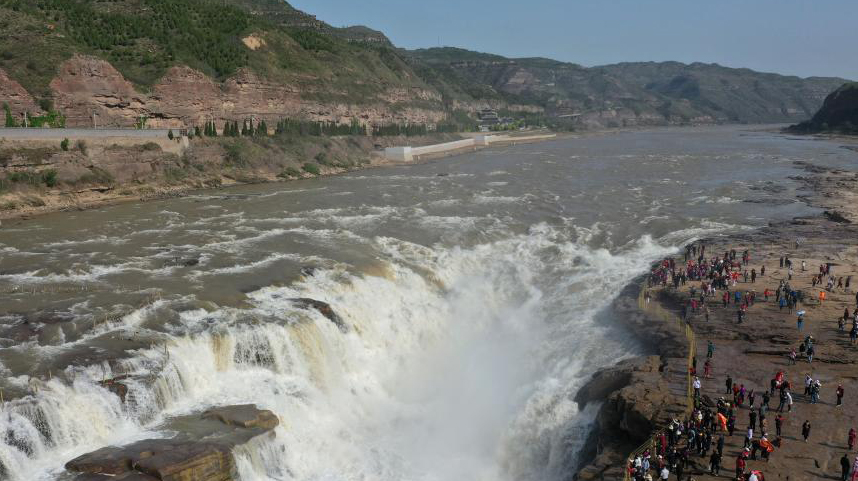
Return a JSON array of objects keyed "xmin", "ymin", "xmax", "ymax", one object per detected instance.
[{"xmin": 0, "ymin": 128, "xmax": 171, "ymax": 139}]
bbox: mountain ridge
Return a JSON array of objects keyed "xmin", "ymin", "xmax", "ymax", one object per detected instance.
[{"xmin": 0, "ymin": 0, "xmax": 849, "ymax": 130}]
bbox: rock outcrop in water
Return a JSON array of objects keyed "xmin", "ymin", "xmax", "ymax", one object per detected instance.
[
  {"xmin": 64, "ymin": 404, "xmax": 278, "ymax": 481},
  {"xmin": 289, "ymin": 298, "xmax": 348, "ymax": 332}
]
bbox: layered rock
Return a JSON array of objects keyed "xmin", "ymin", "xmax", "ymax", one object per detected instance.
[
  {"xmin": 0, "ymin": 69, "xmax": 41, "ymax": 116},
  {"xmin": 33, "ymin": 55, "xmax": 448, "ymax": 129},
  {"xmin": 65, "ymin": 404, "xmax": 279, "ymax": 481}
]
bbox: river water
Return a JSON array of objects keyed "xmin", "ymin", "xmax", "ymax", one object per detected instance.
[{"xmin": 0, "ymin": 126, "xmax": 855, "ymax": 480}]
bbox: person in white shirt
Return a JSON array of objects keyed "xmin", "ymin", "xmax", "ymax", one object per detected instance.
[
  {"xmin": 694, "ymin": 377, "xmax": 702, "ymax": 398},
  {"xmin": 660, "ymin": 467, "xmax": 670, "ymax": 480},
  {"xmin": 748, "ymin": 472, "xmax": 759, "ymax": 481}
]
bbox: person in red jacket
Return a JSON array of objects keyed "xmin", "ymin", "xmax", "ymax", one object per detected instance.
[
  {"xmin": 737, "ymin": 450, "xmax": 748, "ymax": 479},
  {"xmin": 849, "ymin": 428, "xmax": 857, "ymax": 450}
]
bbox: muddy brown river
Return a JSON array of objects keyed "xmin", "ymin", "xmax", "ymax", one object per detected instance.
[{"xmin": 1, "ymin": 126, "xmax": 856, "ymax": 480}]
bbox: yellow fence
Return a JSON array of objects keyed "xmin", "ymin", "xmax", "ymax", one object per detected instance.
[{"xmin": 622, "ymin": 284, "xmax": 696, "ymax": 480}]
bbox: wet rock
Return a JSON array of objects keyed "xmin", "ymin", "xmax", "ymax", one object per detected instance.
[
  {"xmin": 67, "ymin": 440, "xmax": 233, "ymax": 481},
  {"xmin": 574, "ymin": 359, "xmax": 636, "ymax": 408},
  {"xmin": 289, "ymin": 298, "xmax": 348, "ymax": 332},
  {"xmin": 65, "ymin": 404, "xmax": 278, "ymax": 481},
  {"xmin": 300, "ymin": 266, "xmax": 317, "ymax": 277},
  {"xmin": 100, "ymin": 377, "xmax": 129, "ymax": 403},
  {"xmin": 202, "ymin": 404, "xmax": 279, "ymax": 430}
]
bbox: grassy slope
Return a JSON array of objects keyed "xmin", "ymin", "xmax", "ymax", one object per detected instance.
[{"xmin": 0, "ymin": 0, "xmax": 434, "ymax": 106}]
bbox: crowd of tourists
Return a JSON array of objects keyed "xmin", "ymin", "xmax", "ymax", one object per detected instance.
[{"xmin": 628, "ymin": 242, "xmax": 858, "ymax": 480}]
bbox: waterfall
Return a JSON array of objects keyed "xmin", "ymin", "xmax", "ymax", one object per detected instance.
[{"xmin": 0, "ymin": 223, "xmax": 679, "ymax": 481}]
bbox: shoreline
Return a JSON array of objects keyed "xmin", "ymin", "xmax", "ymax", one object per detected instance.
[
  {"xmin": 0, "ymin": 131, "xmax": 574, "ymax": 224},
  {"xmin": 574, "ymin": 161, "xmax": 858, "ymax": 479}
]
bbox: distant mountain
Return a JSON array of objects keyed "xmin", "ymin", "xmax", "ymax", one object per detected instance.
[
  {"xmin": 0, "ymin": 1, "xmax": 848, "ymax": 130},
  {"xmin": 789, "ymin": 82, "xmax": 858, "ymax": 134},
  {"xmin": 405, "ymin": 48, "xmax": 848, "ymax": 127}
]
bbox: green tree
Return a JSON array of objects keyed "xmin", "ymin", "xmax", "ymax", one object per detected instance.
[
  {"xmin": 168, "ymin": 129, "xmax": 174, "ymax": 140},
  {"xmin": 60, "ymin": 138, "xmax": 70, "ymax": 151},
  {"xmin": 4, "ymin": 103, "xmax": 17, "ymax": 127}
]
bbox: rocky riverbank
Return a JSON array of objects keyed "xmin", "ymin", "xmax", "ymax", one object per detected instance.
[
  {"xmin": 575, "ymin": 162, "xmax": 858, "ymax": 480},
  {"xmin": 0, "ymin": 132, "xmax": 463, "ymax": 221}
]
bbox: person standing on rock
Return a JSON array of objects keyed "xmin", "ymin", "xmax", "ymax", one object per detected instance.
[
  {"xmin": 707, "ymin": 340, "xmax": 714, "ymax": 359},
  {"xmin": 736, "ymin": 451, "xmax": 748, "ymax": 479},
  {"xmin": 749, "ymin": 410, "xmax": 757, "ymax": 432},
  {"xmin": 780, "ymin": 256, "xmax": 784, "ymax": 269},
  {"xmin": 849, "ymin": 428, "xmax": 856, "ymax": 450},
  {"xmin": 726, "ymin": 375, "xmax": 733, "ymax": 394},
  {"xmin": 659, "ymin": 466, "xmax": 669, "ymax": 480},
  {"xmin": 841, "ymin": 453, "xmax": 851, "ymax": 481},
  {"xmin": 775, "ymin": 414, "xmax": 784, "ymax": 437},
  {"xmin": 693, "ymin": 377, "xmax": 702, "ymax": 398},
  {"xmin": 802, "ymin": 420, "xmax": 812, "ymax": 442},
  {"xmin": 838, "ymin": 384, "xmax": 846, "ymax": 407},
  {"xmin": 710, "ymin": 449, "xmax": 721, "ymax": 475}
]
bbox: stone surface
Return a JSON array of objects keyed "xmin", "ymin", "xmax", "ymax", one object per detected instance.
[
  {"xmin": 289, "ymin": 298, "xmax": 348, "ymax": 332},
  {"xmin": 65, "ymin": 404, "xmax": 279, "ymax": 481},
  {"xmin": 202, "ymin": 404, "xmax": 279, "ymax": 430},
  {"xmin": 36, "ymin": 55, "xmax": 448, "ymax": 129}
]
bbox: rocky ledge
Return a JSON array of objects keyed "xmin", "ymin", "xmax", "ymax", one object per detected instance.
[
  {"xmin": 574, "ymin": 283, "xmax": 689, "ymax": 480},
  {"xmin": 65, "ymin": 404, "xmax": 278, "ymax": 481}
]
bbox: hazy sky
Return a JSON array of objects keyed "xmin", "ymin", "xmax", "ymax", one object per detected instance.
[{"xmin": 289, "ymin": 0, "xmax": 857, "ymax": 80}]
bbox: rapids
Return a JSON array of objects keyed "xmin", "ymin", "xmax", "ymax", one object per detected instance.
[{"xmin": 1, "ymin": 126, "xmax": 856, "ymax": 480}]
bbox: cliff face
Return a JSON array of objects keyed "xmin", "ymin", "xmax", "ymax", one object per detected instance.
[
  {"xmin": 789, "ymin": 82, "xmax": 858, "ymax": 134},
  {"xmin": 0, "ymin": 2, "xmax": 849, "ymax": 131},
  {"xmin": 11, "ymin": 55, "xmax": 443, "ymax": 129}
]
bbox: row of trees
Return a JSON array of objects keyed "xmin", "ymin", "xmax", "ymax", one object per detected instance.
[{"xmin": 184, "ymin": 118, "xmax": 470, "ymax": 139}]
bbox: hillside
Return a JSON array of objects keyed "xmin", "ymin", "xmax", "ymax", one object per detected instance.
[
  {"xmin": 0, "ymin": 0, "xmax": 445, "ymax": 129},
  {"xmin": 405, "ymin": 48, "xmax": 847, "ymax": 128},
  {"xmin": 789, "ymin": 82, "xmax": 858, "ymax": 134},
  {"xmin": 0, "ymin": 1, "xmax": 848, "ymax": 131}
]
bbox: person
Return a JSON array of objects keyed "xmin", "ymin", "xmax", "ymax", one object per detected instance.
[
  {"xmin": 850, "ymin": 428, "xmax": 856, "ymax": 450},
  {"xmin": 745, "ymin": 427, "xmax": 754, "ymax": 448},
  {"xmin": 843, "ymin": 454, "xmax": 852, "ymax": 481},
  {"xmin": 839, "ymin": 385, "xmax": 846, "ymax": 407},
  {"xmin": 736, "ymin": 451, "xmax": 747, "ymax": 479},
  {"xmin": 707, "ymin": 340, "xmax": 714, "ymax": 359},
  {"xmin": 710, "ymin": 449, "xmax": 721, "ymax": 475},
  {"xmin": 750, "ymin": 410, "xmax": 757, "ymax": 432},
  {"xmin": 789, "ymin": 348, "xmax": 797, "ymax": 365},
  {"xmin": 659, "ymin": 466, "xmax": 669, "ymax": 480},
  {"xmin": 726, "ymin": 375, "xmax": 733, "ymax": 395},
  {"xmin": 693, "ymin": 377, "xmax": 701, "ymax": 398},
  {"xmin": 852, "ymin": 456, "xmax": 858, "ymax": 481},
  {"xmin": 807, "ymin": 343, "xmax": 814, "ymax": 363},
  {"xmin": 775, "ymin": 414, "xmax": 784, "ymax": 437},
  {"xmin": 797, "ymin": 312, "xmax": 805, "ymax": 332},
  {"xmin": 803, "ymin": 420, "xmax": 812, "ymax": 442}
]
